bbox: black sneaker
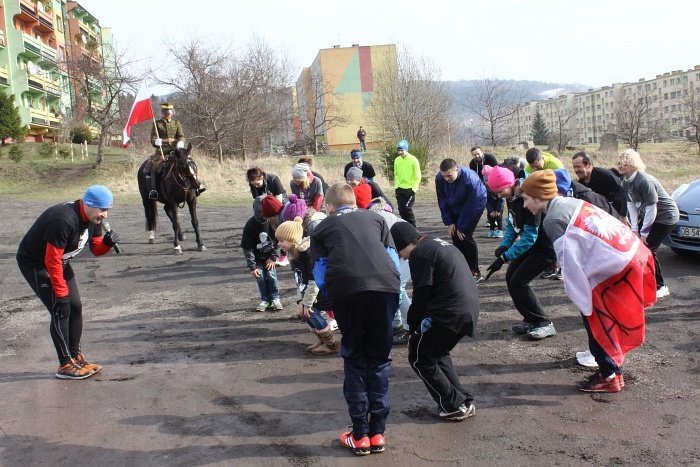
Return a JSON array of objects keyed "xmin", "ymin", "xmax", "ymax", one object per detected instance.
[
  {"xmin": 512, "ymin": 321, "xmax": 534, "ymax": 334},
  {"xmin": 429, "ymin": 403, "xmax": 476, "ymax": 421}
]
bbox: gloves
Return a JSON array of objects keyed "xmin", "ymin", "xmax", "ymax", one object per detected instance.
[
  {"xmin": 154, "ymin": 138, "xmax": 162, "ymax": 147},
  {"xmin": 176, "ymin": 141, "xmax": 185, "ymax": 149},
  {"xmin": 484, "ymin": 255, "xmax": 506, "ymax": 281},
  {"xmin": 103, "ymin": 230, "xmax": 120, "ymax": 247},
  {"xmin": 52, "ymin": 296, "xmax": 70, "ymax": 319},
  {"xmin": 495, "ymin": 246, "xmax": 508, "ymax": 258}
]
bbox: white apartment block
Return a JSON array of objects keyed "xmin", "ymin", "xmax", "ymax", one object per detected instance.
[{"xmin": 505, "ymin": 64, "xmax": 700, "ymax": 146}]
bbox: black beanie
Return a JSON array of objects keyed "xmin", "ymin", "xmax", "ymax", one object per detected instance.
[{"xmin": 390, "ymin": 221, "xmax": 420, "ymax": 252}]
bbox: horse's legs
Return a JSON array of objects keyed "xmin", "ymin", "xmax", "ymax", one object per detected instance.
[
  {"xmin": 163, "ymin": 202, "xmax": 182, "ymax": 253},
  {"xmin": 187, "ymin": 196, "xmax": 206, "ymax": 251}
]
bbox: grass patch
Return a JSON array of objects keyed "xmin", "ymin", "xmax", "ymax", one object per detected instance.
[{"xmin": 0, "ymin": 142, "xmax": 697, "ymax": 207}]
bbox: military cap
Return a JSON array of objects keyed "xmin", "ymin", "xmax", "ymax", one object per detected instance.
[{"xmin": 160, "ymin": 103, "xmax": 174, "ymax": 111}]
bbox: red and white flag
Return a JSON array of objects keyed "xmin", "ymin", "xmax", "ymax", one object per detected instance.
[
  {"xmin": 122, "ymin": 82, "xmax": 154, "ymax": 148},
  {"xmin": 555, "ymin": 202, "xmax": 656, "ymax": 366}
]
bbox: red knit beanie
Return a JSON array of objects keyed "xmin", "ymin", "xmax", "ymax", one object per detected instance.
[{"xmin": 261, "ymin": 195, "xmax": 283, "ymax": 219}]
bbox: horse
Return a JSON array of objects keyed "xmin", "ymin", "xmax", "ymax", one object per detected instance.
[{"xmin": 137, "ymin": 143, "xmax": 206, "ymax": 254}]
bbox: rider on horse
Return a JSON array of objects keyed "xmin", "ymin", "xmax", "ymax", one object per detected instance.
[{"xmin": 144, "ymin": 103, "xmax": 205, "ymax": 199}]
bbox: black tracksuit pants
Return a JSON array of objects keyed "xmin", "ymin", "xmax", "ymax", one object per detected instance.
[
  {"xmin": 505, "ymin": 251, "xmax": 554, "ymax": 327},
  {"xmin": 17, "ymin": 259, "xmax": 83, "ymax": 366},
  {"xmin": 408, "ymin": 322, "xmax": 473, "ymax": 413}
]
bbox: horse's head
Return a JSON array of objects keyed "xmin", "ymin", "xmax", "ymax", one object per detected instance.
[{"xmin": 172, "ymin": 143, "xmax": 198, "ymax": 179}]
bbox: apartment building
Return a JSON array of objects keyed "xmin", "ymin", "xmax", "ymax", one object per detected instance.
[
  {"xmin": 296, "ymin": 44, "xmax": 397, "ymax": 151},
  {"xmin": 505, "ymin": 64, "xmax": 700, "ymax": 146},
  {"xmin": 0, "ymin": 0, "xmax": 112, "ymax": 142}
]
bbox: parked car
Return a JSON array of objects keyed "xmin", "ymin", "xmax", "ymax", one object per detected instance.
[{"xmin": 663, "ymin": 178, "xmax": 700, "ymax": 255}]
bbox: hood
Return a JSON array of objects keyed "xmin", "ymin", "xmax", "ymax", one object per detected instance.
[
  {"xmin": 297, "ymin": 236, "xmax": 311, "ymax": 253},
  {"xmin": 253, "ymin": 195, "xmax": 266, "ymax": 223}
]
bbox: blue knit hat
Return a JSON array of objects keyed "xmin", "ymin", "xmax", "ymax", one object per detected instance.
[
  {"xmin": 553, "ymin": 168, "xmax": 572, "ymax": 196},
  {"xmin": 82, "ymin": 185, "xmax": 113, "ymax": 209}
]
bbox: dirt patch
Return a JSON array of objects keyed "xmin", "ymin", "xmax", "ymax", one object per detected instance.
[{"xmin": 0, "ymin": 198, "xmax": 699, "ymax": 465}]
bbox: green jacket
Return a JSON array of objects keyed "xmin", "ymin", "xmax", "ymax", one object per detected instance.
[
  {"xmin": 524, "ymin": 152, "xmax": 563, "ymax": 174},
  {"xmin": 394, "ymin": 153, "xmax": 421, "ymax": 192},
  {"xmin": 151, "ymin": 118, "xmax": 185, "ymax": 155}
]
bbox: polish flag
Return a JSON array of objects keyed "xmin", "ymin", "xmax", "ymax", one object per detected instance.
[
  {"xmin": 554, "ymin": 201, "xmax": 656, "ymax": 365},
  {"xmin": 122, "ymin": 82, "xmax": 154, "ymax": 148}
]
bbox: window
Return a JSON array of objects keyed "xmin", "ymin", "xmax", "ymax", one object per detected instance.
[
  {"xmin": 56, "ymin": 16, "xmax": 63, "ymax": 32},
  {"xmin": 664, "ymin": 93, "xmax": 668, "ymax": 100}
]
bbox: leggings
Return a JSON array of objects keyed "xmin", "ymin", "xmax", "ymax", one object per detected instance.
[{"xmin": 17, "ymin": 259, "xmax": 83, "ymax": 366}]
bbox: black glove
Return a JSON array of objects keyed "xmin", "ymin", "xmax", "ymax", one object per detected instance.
[
  {"xmin": 103, "ymin": 230, "xmax": 120, "ymax": 247},
  {"xmin": 495, "ymin": 246, "xmax": 508, "ymax": 258},
  {"xmin": 52, "ymin": 296, "xmax": 70, "ymax": 319},
  {"xmin": 484, "ymin": 255, "xmax": 506, "ymax": 281}
]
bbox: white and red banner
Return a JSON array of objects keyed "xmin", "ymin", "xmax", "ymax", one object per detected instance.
[
  {"xmin": 122, "ymin": 82, "xmax": 154, "ymax": 148},
  {"xmin": 554, "ymin": 202, "xmax": 656, "ymax": 365}
]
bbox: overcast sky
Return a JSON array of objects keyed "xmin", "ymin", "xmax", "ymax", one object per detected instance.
[{"xmin": 88, "ymin": 0, "xmax": 698, "ymax": 90}]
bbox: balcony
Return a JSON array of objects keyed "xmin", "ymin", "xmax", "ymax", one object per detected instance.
[
  {"xmin": 21, "ymin": 33, "xmax": 42, "ymax": 59},
  {"xmin": 40, "ymin": 43, "xmax": 57, "ymax": 63},
  {"xmin": 20, "ymin": 0, "xmax": 37, "ymax": 18},
  {"xmin": 0, "ymin": 66, "xmax": 8, "ymax": 86},
  {"xmin": 0, "ymin": 30, "xmax": 5, "ymax": 48}
]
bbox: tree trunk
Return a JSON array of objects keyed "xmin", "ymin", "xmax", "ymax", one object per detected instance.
[{"xmin": 93, "ymin": 132, "xmax": 106, "ymax": 167}]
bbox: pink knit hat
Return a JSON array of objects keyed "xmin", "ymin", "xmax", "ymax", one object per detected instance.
[
  {"xmin": 281, "ymin": 194, "xmax": 307, "ymax": 222},
  {"xmin": 486, "ymin": 166, "xmax": 515, "ymax": 192}
]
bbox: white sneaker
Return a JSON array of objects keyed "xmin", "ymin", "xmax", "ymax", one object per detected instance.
[
  {"xmin": 327, "ymin": 318, "xmax": 339, "ymax": 332},
  {"xmin": 575, "ymin": 350, "xmax": 599, "ymax": 368},
  {"xmin": 255, "ymin": 301, "xmax": 269, "ymax": 312},
  {"xmin": 272, "ymin": 298, "xmax": 283, "ymax": 311},
  {"xmin": 656, "ymin": 285, "xmax": 670, "ymax": 299}
]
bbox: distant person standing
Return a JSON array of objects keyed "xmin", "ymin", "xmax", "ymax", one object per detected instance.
[
  {"xmin": 571, "ymin": 152, "xmax": 628, "ymax": 218},
  {"xmin": 469, "ymin": 146, "xmax": 503, "ymax": 237},
  {"xmin": 435, "ymin": 159, "xmax": 487, "ymax": 282},
  {"xmin": 357, "ymin": 126, "xmax": 367, "ymax": 152},
  {"xmin": 394, "ymin": 139, "xmax": 421, "ymax": 226}
]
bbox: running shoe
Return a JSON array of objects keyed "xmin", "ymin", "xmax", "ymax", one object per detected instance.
[
  {"xmin": 272, "ymin": 298, "xmax": 283, "ymax": 311},
  {"xmin": 55, "ymin": 359, "xmax": 95, "ymax": 380},
  {"xmin": 340, "ymin": 430, "xmax": 371, "ymax": 456},
  {"xmin": 74, "ymin": 353, "xmax": 102, "ymax": 373},
  {"xmin": 576, "ymin": 372, "xmax": 622, "ymax": 393},
  {"xmin": 369, "ymin": 433, "xmax": 386, "ymax": 453},
  {"xmin": 255, "ymin": 301, "xmax": 270, "ymax": 312}
]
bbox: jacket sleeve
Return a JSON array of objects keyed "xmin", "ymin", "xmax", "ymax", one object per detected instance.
[
  {"xmin": 89, "ymin": 236, "xmax": 112, "ymax": 256},
  {"xmin": 456, "ymin": 178, "xmax": 487, "ymax": 233},
  {"xmin": 499, "ymin": 214, "xmax": 517, "ymax": 249},
  {"xmin": 406, "ymin": 285, "xmax": 431, "ymax": 334},
  {"xmin": 386, "ymin": 246, "xmax": 400, "ymax": 272},
  {"xmin": 365, "ymin": 163, "xmax": 376, "ymax": 180},
  {"xmin": 150, "ymin": 121, "xmax": 159, "ymax": 146},
  {"xmin": 504, "ymin": 223, "xmax": 539, "ymax": 261},
  {"xmin": 435, "ymin": 175, "xmax": 453, "ymax": 226},
  {"xmin": 411, "ymin": 158, "xmax": 421, "ymax": 192},
  {"xmin": 312, "ymin": 257, "xmax": 329, "ymax": 300},
  {"xmin": 243, "ymin": 248, "xmax": 256, "ymax": 270},
  {"xmin": 301, "ymin": 280, "xmax": 320, "ymax": 308},
  {"xmin": 270, "ymin": 175, "xmax": 286, "ymax": 199},
  {"xmin": 44, "ymin": 243, "xmax": 68, "ymax": 298},
  {"xmin": 175, "ymin": 121, "xmax": 185, "ymax": 142}
]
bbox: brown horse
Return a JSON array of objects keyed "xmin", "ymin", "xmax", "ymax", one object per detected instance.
[{"xmin": 137, "ymin": 143, "xmax": 206, "ymax": 254}]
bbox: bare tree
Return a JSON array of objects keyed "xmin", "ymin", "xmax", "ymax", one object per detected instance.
[
  {"xmin": 675, "ymin": 83, "xmax": 700, "ymax": 155},
  {"xmin": 297, "ymin": 68, "xmax": 350, "ymax": 155},
  {"xmin": 461, "ymin": 78, "xmax": 524, "ymax": 147},
  {"xmin": 64, "ymin": 43, "xmax": 139, "ymax": 166},
  {"xmin": 157, "ymin": 36, "xmax": 293, "ymax": 162},
  {"xmin": 366, "ymin": 46, "xmax": 452, "ymax": 151},
  {"xmin": 609, "ymin": 87, "xmax": 664, "ymax": 150},
  {"xmin": 549, "ymin": 105, "xmax": 579, "ymax": 154}
]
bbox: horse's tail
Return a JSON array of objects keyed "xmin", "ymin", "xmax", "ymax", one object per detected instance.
[{"xmin": 138, "ymin": 160, "xmax": 158, "ymax": 232}]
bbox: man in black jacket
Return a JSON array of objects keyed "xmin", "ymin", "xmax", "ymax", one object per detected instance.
[
  {"xmin": 572, "ymin": 152, "xmax": 627, "ymax": 218},
  {"xmin": 344, "ymin": 150, "xmax": 376, "ymax": 181},
  {"xmin": 311, "ymin": 183, "xmax": 400, "ymax": 456},
  {"xmin": 390, "ymin": 222, "xmax": 479, "ymax": 422},
  {"xmin": 247, "ymin": 167, "xmax": 287, "ymax": 201}
]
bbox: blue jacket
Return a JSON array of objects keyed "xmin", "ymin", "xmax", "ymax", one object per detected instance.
[{"xmin": 435, "ymin": 166, "xmax": 487, "ymax": 233}]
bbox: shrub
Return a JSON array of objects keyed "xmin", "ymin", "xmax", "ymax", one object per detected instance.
[
  {"xmin": 8, "ymin": 144, "xmax": 24, "ymax": 163},
  {"xmin": 38, "ymin": 142, "xmax": 54, "ymax": 158},
  {"xmin": 380, "ymin": 141, "xmax": 431, "ymax": 185},
  {"xmin": 58, "ymin": 149, "xmax": 70, "ymax": 160},
  {"xmin": 70, "ymin": 125, "xmax": 92, "ymax": 144}
]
